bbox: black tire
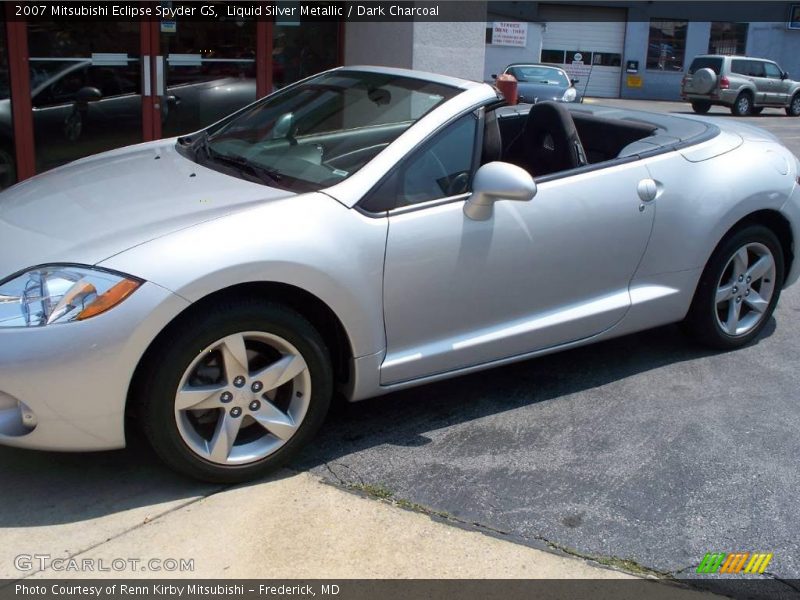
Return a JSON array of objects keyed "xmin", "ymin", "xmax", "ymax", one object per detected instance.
[
  {"xmin": 691, "ymin": 100, "xmax": 711, "ymax": 114},
  {"xmin": 138, "ymin": 299, "xmax": 333, "ymax": 483},
  {"xmin": 786, "ymin": 93, "xmax": 800, "ymax": 117},
  {"xmin": 683, "ymin": 224, "xmax": 784, "ymax": 350},
  {"xmin": 731, "ymin": 92, "xmax": 752, "ymax": 116},
  {"xmin": 750, "ymin": 107, "xmax": 764, "ymax": 115}
]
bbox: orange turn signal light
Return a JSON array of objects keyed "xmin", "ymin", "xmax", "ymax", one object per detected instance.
[{"xmin": 77, "ymin": 279, "xmax": 141, "ymax": 321}]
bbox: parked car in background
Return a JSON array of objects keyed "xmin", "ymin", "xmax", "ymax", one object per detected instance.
[
  {"xmin": 681, "ymin": 54, "xmax": 800, "ymax": 116},
  {"xmin": 1, "ymin": 66, "xmax": 799, "ymax": 482},
  {"xmin": 494, "ymin": 63, "xmax": 580, "ymax": 104}
]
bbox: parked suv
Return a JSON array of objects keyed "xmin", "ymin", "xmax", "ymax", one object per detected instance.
[{"xmin": 681, "ymin": 54, "xmax": 800, "ymax": 116}]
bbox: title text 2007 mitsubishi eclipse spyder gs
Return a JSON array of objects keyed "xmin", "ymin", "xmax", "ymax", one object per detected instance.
[{"xmin": 1, "ymin": 66, "xmax": 798, "ymax": 482}]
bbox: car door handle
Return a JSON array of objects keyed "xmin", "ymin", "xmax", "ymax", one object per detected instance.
[{"xmin": 637, "ymin": 178, "xmax": 658, "ymax": 202}]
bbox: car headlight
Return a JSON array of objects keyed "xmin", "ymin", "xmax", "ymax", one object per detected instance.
[
  {"xmin": 562, "ymin": 87, "xmax": 577, "ymax": 102},
  {"xmin": 0, "ymin": 265, "xmax": 142, "ymax": 328}
]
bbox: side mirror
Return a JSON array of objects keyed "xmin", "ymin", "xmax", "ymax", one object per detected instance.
[
  {"xmin": 464, "ymin": 161, "xmax": 536, "ymax": 221},
  {"xmin": 271, "ymin": 112, "xmax": 295, "ymax": 139},
  {"xmin": 571, "ymin": 78, "xmax": 579, "ymax": 86},
  {"xmin": 76, "ymin": 86, "xmax": 102, "ymax": 104},
  {"xmin": 781, "ymin": 71, "xmax": 788, "ymax": 80},
  {"xmin": 491, "ymin": 74, "xmax": 497, "ymax": 80}
]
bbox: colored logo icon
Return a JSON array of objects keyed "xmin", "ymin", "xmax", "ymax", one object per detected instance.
[{"xmin": 696, "ymin": 552, "xmax": 773, "ymax": 574}]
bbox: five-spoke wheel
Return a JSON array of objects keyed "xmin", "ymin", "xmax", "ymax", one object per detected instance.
[
  {"xmin": 684, "ymin": 224, "xmax": 784, "ymax": 349},
  {"xmin": 175, "ymin": 331, "xmax": 311, "ymax": 465},
  {"xmin": 139, "ymin": 300, "xmax": 332, "ymax": 482},
  {"xmin": 714, "ymin": 243, "xmax": 776, "ymax": 337}
]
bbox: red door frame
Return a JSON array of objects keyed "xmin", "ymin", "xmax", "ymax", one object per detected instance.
[
  {"xmin": 5, "ymin": 6, "xmax": 35, "ymax": 181},
  {"xmin": 141, "ymin": 16, "xmax": 160, "ymax": 141}
]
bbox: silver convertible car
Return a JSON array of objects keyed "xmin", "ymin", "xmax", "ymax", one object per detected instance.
[{"xmin": 1, "ymin": 67, "xmax": 799, "ymax": 481}]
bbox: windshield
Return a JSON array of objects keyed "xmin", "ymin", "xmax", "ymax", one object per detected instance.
[
  {"xmin": 191, "ymin": 70, "xmax": 460, "ymax": 191},
  {"xmin": 688, "ymin": 57, "xmax": 723, "ymax": 75},
  {"xmin": 507, "ymin": 66, "xmax": 568, "ymax": 86}
]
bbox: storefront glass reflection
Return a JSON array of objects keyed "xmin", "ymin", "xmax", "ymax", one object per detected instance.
[
  {"xmin": 0, "ymin": 16, "xmax": 17, "ymax": 189},
  {"xmin": 273, "ymin": 22, "xmax": 339, "ymax": 90},
  {"xmin": 160, "ymin": 3, "xmax": 257, "ymax": 138},
  {"xmin": 27, "ymin": 22, "xmax": 142, "ymax": 174}
]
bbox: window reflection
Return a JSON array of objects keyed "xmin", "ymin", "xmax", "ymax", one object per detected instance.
[
  {"xmin": 27, "ymin": 21, "xmax": 142, "ymax": 174},
  {"xmin": 0, "ymin": 16, "xmax": 17, "ymax": 189}
]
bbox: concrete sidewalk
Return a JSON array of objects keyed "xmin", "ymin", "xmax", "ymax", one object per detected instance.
[
  {"xmin": 14, "ymin": 470, "xmax": 632, "ymax": 580},
  {"xmin": 0, "ymin": 465, "xmax": 715, "ymax": 593}
]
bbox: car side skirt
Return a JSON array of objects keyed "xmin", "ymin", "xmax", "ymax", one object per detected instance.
[{"xmin": 346, "ymin": 270, "xmax": 700, "ymax": 402}]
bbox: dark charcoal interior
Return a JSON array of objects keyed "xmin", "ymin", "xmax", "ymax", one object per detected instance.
[
  {"xmin": 571, "ymin": 112, "xmax": 658, "ymax": 163},
  {"xmin": 492, "ymin": 103, "xmax": 658, "ymax": 176}
]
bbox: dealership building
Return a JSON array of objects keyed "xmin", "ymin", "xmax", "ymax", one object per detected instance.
[
  {"xmin": 483, "ymin": 2, "xmax": 800, "ymax": 100},
  {"xmin": 0, "ymin": 1, "xmax": 798, "ymax": 190}
]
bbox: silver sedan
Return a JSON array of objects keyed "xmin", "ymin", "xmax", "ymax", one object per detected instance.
[{"xmin": 1, "ymin": 66, "xmax": 798, "ymax": 481}]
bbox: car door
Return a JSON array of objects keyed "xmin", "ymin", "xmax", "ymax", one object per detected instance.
[
  {"xmin": 84, "ymin": 65, "xmax": 141, "ymax": 133},
  {"xmin": 748, "ymin": 60, "xmax": 769, "ymax": 104},
  {"xmin": 763, "ymin": 61, "xmax": 787, "ymax": 105},
  {"xmin": 375, "ymin": 110, "xmax": 656, "ymax": 384}
]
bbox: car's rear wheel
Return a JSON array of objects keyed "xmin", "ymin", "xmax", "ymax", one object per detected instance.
[
  {"xmin": 139, "ymin": 299, "xmax": 332, "ymax": 483},
  {"xmin": 750, "ymin": 107, "xmax": 764, "ymax": 115},
  {"xmin": 787, "ymin": 93, "xmax": 800, "ymax": 117},
  {"xmin": 683, "ymin": 224, "xmax": 784, "ymax": 350},
  {"xmin": 731, "ymin": 92, "xmax": 752, "ymax": 116},
  {"xmin": 691, "ymin": 100, "xmax": 711, "ymax": 114}
]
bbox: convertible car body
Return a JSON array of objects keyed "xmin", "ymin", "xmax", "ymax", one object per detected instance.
[{"xmin": 0, "ymin": 66, "xmax": 798, "ymax": 481}]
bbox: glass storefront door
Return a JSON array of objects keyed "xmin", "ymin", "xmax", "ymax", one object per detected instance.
[
  {"xmin": 27, "ymin": 22, "xmax": 144, "ymax": 173},
  {"xmin": 272, "ymin": 21, "xmax": 339, "ymax": 91},
  {"xmin": 0, "ymin": 13, "xmax": 16, "ymax": 189},
  {"xmin": 159, "ymin": 3, "xmax": 257, "ymax": 138},
  {"xmin": 1, "ymin": 13, "xmax": 341, "ymax": 187}
]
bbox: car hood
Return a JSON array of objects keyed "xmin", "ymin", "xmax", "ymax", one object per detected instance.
[
  {"xmin": 517, "ymin": 82, "xmax": 568, "ymax": 102},
  {"xmin": 0, "ymin": 139, "xmax": 294, "ymax": 280}
]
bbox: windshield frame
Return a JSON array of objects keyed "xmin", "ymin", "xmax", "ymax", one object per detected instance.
[{"xmin": 182, "ymin": 68, "xmax": 462, "ymax": 192}]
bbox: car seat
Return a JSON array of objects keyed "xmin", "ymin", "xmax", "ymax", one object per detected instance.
[{"xmin": 506, "ymin": 101, "xmax": 587, "ymax": 176}]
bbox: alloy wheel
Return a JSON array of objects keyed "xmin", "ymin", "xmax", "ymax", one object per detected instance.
[
  {"xmin": 174, "ymin": 331, "xmax": 311, "ymax": 465},
  {"xmin": 737, "ymin": 95, "xmax": 750, "ymax": 115},
  {"xmin": 715, "ymin": 242, "xmax": 776, "ymax": 337}
]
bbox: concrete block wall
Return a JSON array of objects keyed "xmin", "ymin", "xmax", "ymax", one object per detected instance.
[{"xmin": 343, "ymin": 3, "xmax": 488, "ymax": 82}]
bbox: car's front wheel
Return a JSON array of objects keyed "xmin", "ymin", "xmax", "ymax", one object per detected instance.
[
  {"xmin": 139, "ymin": 299, "xmax": 332, "ymax": 482},
  {"xmin": 731, "ymin": 92, "xmax": 752, "ymax": 116},
  {"xmin": 683, "ymin": 224, "xmax": 784, "ymax": 350},
  {"xmin": 691, "ymin": 100, "xmax": 711, "ymax": 114},
  {"xmin": 787, "ymin": 93, "xmax": 800, "ymax": 117}
]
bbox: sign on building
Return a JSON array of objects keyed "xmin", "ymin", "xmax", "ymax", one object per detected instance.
[{"xmin": 491, "ymin": 22, "xmax": 528, "ymax": 47}]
